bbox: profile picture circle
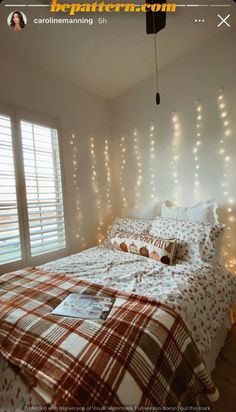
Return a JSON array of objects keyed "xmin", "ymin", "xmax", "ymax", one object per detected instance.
[{"xmin": 7, "ymin": 11, "xmax": 27, "ymax": 31}]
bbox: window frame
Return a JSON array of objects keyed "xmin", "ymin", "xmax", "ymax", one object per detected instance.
[{"xmin": 0, "ymin": 102, "xmax": 69, "ymax": 275}]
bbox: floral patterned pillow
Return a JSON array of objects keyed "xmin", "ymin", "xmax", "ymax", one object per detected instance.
[
  {"xmin": 150, "ymin": 217, "xmax": 224, "ymax": 264},
  {"xmin": 110, "ymin": 230, "xmax": 177, "ymax": 265},
  {"xmin": 105, "ymin": 217, "xmax": 152, "ymax": 248}
]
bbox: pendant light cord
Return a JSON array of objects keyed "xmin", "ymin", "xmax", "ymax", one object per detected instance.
[
  {"xmin": 153, "ymin": 33, "xmax": 159, "ymax": 93},
  {"xmin": 151, "ymin": 8, "xmax": 160, "ymax": 104}
]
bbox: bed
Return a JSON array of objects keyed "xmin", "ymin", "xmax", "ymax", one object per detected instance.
[{"xmin": 0, "ymin": 216, "xmax": 236, "ymax": 410}]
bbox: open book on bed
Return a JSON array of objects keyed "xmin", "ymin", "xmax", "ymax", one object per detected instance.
[{"xmin": 51, "ymin": 294, "xmax": 115, "ymax": 320}]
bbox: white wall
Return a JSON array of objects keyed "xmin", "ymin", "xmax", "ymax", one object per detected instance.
[
  {"xmin": 0, "ymin": 46, "xmax": 112, "ymax": 259},
  {"xmin": 112, "ymin": 31, "xmax": 236, "ymax": 271}
]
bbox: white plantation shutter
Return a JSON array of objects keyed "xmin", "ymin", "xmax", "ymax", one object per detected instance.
[
  {"xmin": 21, "ymin": 120, "xmax": 66, "ymax": 256},
  {"xmin": 0, "ymin": 114, "xmax": 22, "ymax": 264}
]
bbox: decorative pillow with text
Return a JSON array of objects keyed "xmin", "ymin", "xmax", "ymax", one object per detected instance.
[
  {"xmin": 105, "ymin": 217, "xmax": 153, "ymax": 247},
  {"xmin": 110, "ymin": 231, "xmax": 177, "ymax": 265}
]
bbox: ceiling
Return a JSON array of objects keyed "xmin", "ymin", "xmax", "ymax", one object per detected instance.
[{"xmin": 0, "ymin": 0, "xmax": 235, "ymax": 98}]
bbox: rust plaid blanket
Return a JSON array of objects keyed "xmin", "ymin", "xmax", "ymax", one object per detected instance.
[{"xmin": 0, "ymin": 267, "xmax": 218, "ymax": 407}]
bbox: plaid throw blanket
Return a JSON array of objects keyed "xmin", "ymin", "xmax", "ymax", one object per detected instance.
[{"xmin": 0, "ymin": 267, "xmax": 218, "ymax": 407}]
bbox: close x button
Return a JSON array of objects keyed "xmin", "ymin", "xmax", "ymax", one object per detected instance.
[{"xmin": 217, "ymin": 14, "xmax": 231, "ymax": 28}]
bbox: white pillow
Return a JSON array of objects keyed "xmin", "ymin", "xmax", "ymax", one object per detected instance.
[
  {"xmin": 150, "ymin": 217, "xmax": 225, "ymax": 264},
  {"xmin": 128, "ymin": 202, "xmax": 162, "ymax": 220},
  {"xmin": 161, "ymin": 199, "xmax": 219, "ymax": 224}
]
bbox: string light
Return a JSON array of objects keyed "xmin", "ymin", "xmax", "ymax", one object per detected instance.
[
  {"xmin": 89, "ymin": 135, "xmax": 104, "ymax": 244},
  {"xmin": 217, "ymin": 89, "xmax": 235, "ymax": 274},
  {"xmin": 71, "ymin": 133, "xmax": 86, "ymax": 249},
  {"xmin": 133, "ymin": 128, "xmax": 143, "ymax": 208},
  {"xmin": 104, "ymin": 139, "xmax": 113, "ymax": 218},
  {"xmin": 119, "ymin": 136, "xmax": 128, "ymax": 210},
  {"xmin": 149, "ymin": 124, "xmax": 157, "ymax": 204},
  {"xmin": 193, "ymin": 101, "xmax": 203, "ymax": 199},
  {"xmin": 171, "ymin": 114, "xmax": 181, "ymax": 203},
  {"xmin": 70, "ymin": 101, "xmax": 234, "ymax": 273}
]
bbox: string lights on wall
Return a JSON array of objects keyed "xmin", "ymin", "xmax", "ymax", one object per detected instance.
[
  {"xmin": 149, "ymin": 124, "xmax": 157, "ymax": 204},
  {"xmin": 217, "ymin": 89, "xmax": 235, "ymax": 273},
  {"xmin": 119, "ymin": 136, "xmax": 128, "ymax": 210},
  {"xmin": 171, "ymin": 114, "xmax": 181, "ymax": 204},
  {"xmin": 69, "ymin": 95, "xmax": 234, "ymax": 272},
  {"xmin": 193, "ymin": 101, "xmax": 203, "ymax": 198},
  {"xmin": 133, "ymin": 128, "xmax": 143, "ymax": 208},
  {"xmin": 89, "ymin": 135, "xmax": 104, "ymax": 244},
  {"xmin": 70, "ymin": 133, "xmax": 86, "ymax": 249},
  {"xmin": 104, "ymin": 138, "xmax": 113, "ymax": 218}
]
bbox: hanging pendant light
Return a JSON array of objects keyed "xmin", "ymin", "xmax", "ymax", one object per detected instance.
[{"xmin": 146, "ymin": 0, "xmax": 167, "ymax": 105}]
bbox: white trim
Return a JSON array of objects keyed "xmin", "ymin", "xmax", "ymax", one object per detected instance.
[{"xmin": 16, "ymin": 108, "xmax": 59, "ymax": 131}]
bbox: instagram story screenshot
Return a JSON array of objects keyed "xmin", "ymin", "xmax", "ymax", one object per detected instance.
[{"xmin": 0, "ymin": 1, "xmax": 236, "ymax": 412}]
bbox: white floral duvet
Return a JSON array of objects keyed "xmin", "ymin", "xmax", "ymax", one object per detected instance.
[{"xmin": 40, "ymin": 245, "xmax": 236, "ymax": 357}]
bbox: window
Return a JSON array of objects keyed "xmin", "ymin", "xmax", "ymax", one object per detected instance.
[
  {"xmin": 0, "ymin": 106, "xmax": 66, "ymax": 271},
  {"xmin": 0, "ymin": 115, "xmax": 21, "ymax": 264},
  {"xmin": 21, "ymin": 121, "xmax": 66, "ymax": 256}
]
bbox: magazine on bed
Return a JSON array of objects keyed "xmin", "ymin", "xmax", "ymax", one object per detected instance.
[{"xmin": 52, "ymin": 294, "xmax": 115, "ymax": 320}]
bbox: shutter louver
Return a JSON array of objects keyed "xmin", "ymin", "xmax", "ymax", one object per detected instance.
[
  {"xmin": 0, "ymin": 115, "xmax": 22, "ymax": 264},
  {"xmin": 21, "ymin": 121, "xmax": 66, "ymax": 256}
]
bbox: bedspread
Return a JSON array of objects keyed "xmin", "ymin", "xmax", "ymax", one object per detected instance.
[
  {"xmin": 0, "ymin": 267, "xmax": 219, "ymax": 407},
  {"xmin": 40, "ymin": 246, "xmax": 236, "ymax": 356}
]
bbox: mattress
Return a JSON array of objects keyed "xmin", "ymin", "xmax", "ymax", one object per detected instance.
[{"xmin": 204, "ymin": 315, "xmax": 230, "ymax": 372}]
